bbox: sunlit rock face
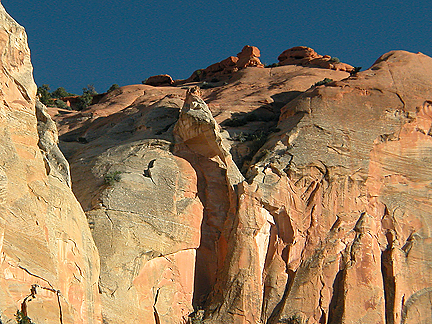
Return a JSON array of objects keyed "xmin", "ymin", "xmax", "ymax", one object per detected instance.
[
  {"xmin": 0, "ymin": 4, "xmax": 101, "ymax": 324},
  {"xmin": 50, "ymin": 41, "xmax": 432, "ymax": 324}
]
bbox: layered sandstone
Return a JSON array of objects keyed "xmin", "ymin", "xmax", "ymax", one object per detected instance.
[
  {"xmin": 186, "ymin": 45, "xmax": 264, "ymax": 83},
  {"xmin": 53, "ymin": 57, "xmax": 351, "ymax": 323},
  {"xmin": 204, "ymin": 50, "xmax": 432, "ymax": 323},
  {"xmin": 47, "ymin": 40, "xmax": 432, "ymax": 324},
  {"xmin": 0, "ymin": 4, "xmax": 100, "ymax": 324},
  {"xmin": 278, "ymin": 46, "xmax": 354, "ymax": 72}
]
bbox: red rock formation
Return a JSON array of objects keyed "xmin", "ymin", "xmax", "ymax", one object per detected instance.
[
  {"xmin": 204, "ymin": 50, "xmax": 432, "ymax": 323},
  {"xmin": 186, "ymin": 45, "xmax": 264, "ymax": 82},
  {"xmin": 49, "ymin": 59, "xmax": 352, "ymax": 323},
  {"xmin": 0, "ymin": 4, "xmax": 101, "ymax": 324},
  {"xmin": 278, "ymin": 46, "xmax": 354, "ymax": 72},
  {"xmin": 145, "ymin": 74, "xmax": 174, "ymax": 86},
  {"xmin": 46, "ymin": 33, "xmax": 432, "ymax": 324}
]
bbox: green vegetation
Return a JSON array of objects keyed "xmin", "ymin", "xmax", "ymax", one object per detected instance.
[
  {"xmin": 313, "ymin": 78, "xmax": 333, "ymax": 87},
  {"xmin": 278, "ymin": 314, "xmax": 303, "ymax": 324},
  {"xmin": 51, "ymin": 87, "xmax": 74, "ymax": 98},
  {"xmin": 223, "ymin": 110, "xmax": 278, "ymax": 127},
  {"xmin": 54, "ymin": 99, "xmax": 69, "ymax": 109},
  {"xmin": 104, "ymin": 171, "xmax": 122, "ymax": 186},
  {"xmin": 264, "ymin": 62, "xmax": 280, "ymax": 68},
  {"xmin": 37, "ymin": 84, "xmax": 75, "ymax": 108},
  {"xmin": 107, "ymin": 84, "xmax": 120, "ymax": 93},
  {"xmin": 76, "ymin": 85, "xmax": 97, "ymax": 111},
  {"xmin": 329, "ymin": 57, "xmax": 341, "ymax": 63},
  {"xmin": 15, "ymin": 310, "xmax": 34, "ymax": 324},
  {"xmin": 36, "ymin": 84, "xmax": 52, "ymax": 106}
]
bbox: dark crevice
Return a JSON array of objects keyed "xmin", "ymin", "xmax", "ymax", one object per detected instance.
[
  {"xmin": 143, "ymin": 159, "xmax": 156, "ymax": 179},
  {"xmin": 153, "ymin": 288, "xmax": 161, "ymax": 324},
  {"xmin": 328, "ymin": 268, "xmax": 346, "ymax": 324},
  {"xmin": 266, "ymin": 269, "xmax": 296, "ymax": 324},
  {"xmin": 382, "ymin": 232, "xmax": 396, "ymax": 324}
]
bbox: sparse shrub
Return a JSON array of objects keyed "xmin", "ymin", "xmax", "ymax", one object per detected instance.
[
  {"xmin": 37, "ymin": 84, "xmax": 75, "ymax": 107},
  {"xmin": 329, "ymin": 57, "xmax": 341, "ymax": 63},
  {"xmin": 51, "ymin": 87, "xmax": 75, "ymax": 98},
  {"xmin": 104, "ymin": 171, "xmax": 122, "ymax": 186},
  {"xmin": 278, "ymin": 314, "xmax": 303, "ymax": 324},
  {"xmin": 188, "ymin": 310, "xmax": 205, "ymax": 324},
  {"xmin": 231, "ymin": 132, "xmax": 248, "ymax": 143},
  {"xmin": 37, "ymin": 84, "xmax": 54, "ymax": 106},
  {"xmin": 107, "ymin": 84, "xmax": 120, "ymax": 93},
  {"xmin": 54, "ymin": 99, "xmax": 70, "ymax": 110},
  {"xmin": 15, "ymin": 310, "xmax": 34, "ymax": 324},
  {"xmin": 199, "ymin": 81, "xmax": 216, "ymax": 89},
  {"xmin": 76, "ymin": 85, "xmax": 98, "ymax": 110},
  {"xmin": 313, "ymin": 78, "xmax": 333, "ymax": 87},
  {"xmin": 265, "ymin": 62, "xmax": 280, "ymax": 68}
]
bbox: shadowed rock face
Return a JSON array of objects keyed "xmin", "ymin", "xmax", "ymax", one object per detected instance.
[
  {"xmin": 0, "ymin": 4, "xmax": 100, "ymax": 324},
  {"xmin": 48, "ymin": 44, "xmax": 432, "ymax": 323}
]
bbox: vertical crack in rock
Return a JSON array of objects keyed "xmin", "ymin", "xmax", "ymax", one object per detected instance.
[
  {"xmin": 327, "ymin": 267, "xmax": 346, "ymax": 324},
  {"xmin": 17, "ymin": 266, "xmax": 64, "ymax": 324},
  {"xmin": 381, "ymin": 230, "xmax": 396, "ymax": 324},
  {"xmin": 153, "ymin": 288, "xmax": 161, "ymax": 324},
  {"xmin": 266, "ymin": 269, "xmax": 296, "ymax": 324}
]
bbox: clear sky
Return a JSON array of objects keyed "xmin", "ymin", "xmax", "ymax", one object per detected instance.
[{"xmin": 2, "ymin": 0, "xmax": 431, "ymax": 95}]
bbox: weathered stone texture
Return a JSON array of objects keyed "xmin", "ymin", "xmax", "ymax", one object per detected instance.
[
  {"xmin": 50, "ymin": 43, "xmax": 432, "ymax": 324},
  {"xmin": 0, "ymin": 4, "xmax": 100, "ymax": 324}
]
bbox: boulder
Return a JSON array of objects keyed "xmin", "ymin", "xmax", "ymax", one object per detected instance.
[
  {"xmin": 278, "ymin": 46, "xmax": 354, "ymax": 72},
  {"xmin": 145, "ymin": 74, "xmax": 174, "ymax": 86},
  {"xmin": 236, "ymin": 45, "xmax": 264, "ymax": 69}
]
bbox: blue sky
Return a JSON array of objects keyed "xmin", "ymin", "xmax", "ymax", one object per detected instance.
[{"xmin": 3, "ymin": 0, "xmax": 431, "ymax": 94}]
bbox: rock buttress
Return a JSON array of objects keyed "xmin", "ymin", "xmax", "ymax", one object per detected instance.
[{"xmin": 0, "ymin": 4, "xmax": 101, "ymax": 324}]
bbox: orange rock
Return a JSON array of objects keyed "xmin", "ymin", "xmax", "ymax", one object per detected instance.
[
  {"xmin": 145, "ymin": 74, "xmax": 174, "ymax": 86},
  {"xmin": 236, "ymin": 45, "xmax": 264, "ymax": 69},
  {"xmin": 278, "ymin": 46, "xmax": 354, "ymax": 72},
  {"xmin": 186, "ymin": 45, "xmax": 263, "ymax": 82}
]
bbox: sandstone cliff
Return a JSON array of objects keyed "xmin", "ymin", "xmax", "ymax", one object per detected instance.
[
  {"xmin": 0, "ymin": 4, "xmax": 100, "ymax": 323},
  {"xmin": 7, "ymin": 2, "xmax": 432, "ymax": 322},
  {"xmin": 51, "ymin": 47, "xmax": 432, "ymax": 324}
]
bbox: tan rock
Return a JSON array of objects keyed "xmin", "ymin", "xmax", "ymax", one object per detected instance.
[
  {"xmin": 0, "ymin": 4, "xmax": 100, "ymax": 323},
  {"xmin": 49, "ymin": 37, "xmax": 432, "ymax": 324}
]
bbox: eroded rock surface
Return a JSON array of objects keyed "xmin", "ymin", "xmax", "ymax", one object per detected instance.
[
  {"xmin": 186, "ymin": 45, "xmax": 264, "ymax": 83},
  {"xmin": 49, "ymin": 40, "xmax": 432, "ymax": 324},
  {"xmin": 278, "ymin": 46, "xmax": 354, "ymax": 72},
  {"xmin": 205, "ymin": 50, "xmax": 432, "ymax": 324},
  {"xmin": 0, "ymin": 4, "xmax": 100, "ymax": 324}
]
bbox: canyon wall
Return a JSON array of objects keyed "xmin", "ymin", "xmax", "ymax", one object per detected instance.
[
  {"xmin": 53, "ymin": 48, "xmax": 432, "ymax": 324},
  {"xmin": 4, "ymin": 4, "xmax": 432, "ymax": 322},
  {"xmin": 0, "ymin": 5, "xmax": 101, "ymax": 323}
]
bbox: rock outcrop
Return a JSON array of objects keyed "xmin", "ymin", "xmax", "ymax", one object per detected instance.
[
  {"xmin": 50, "ymin": 62, "xmax": 352, "ymax": 323},
  {"xmin": 186, "ymin": 45, "xmax": 264, "ymax": 82},
  {"xmin": 204, "ymin": 50, "xmax": 432, "ymax": 323},
  {"xmin": 0, "ymin": 4, "xmax": 100, "ymax": 324},
  {"xmin": 278, "ymin": 46, "xmax": 354, "ymax": 72},
  {"xmin": 46, "ymin": 32, "xmax": 432, "ymax": 324},
  {"xmin": 145, "ymin": 74, "xmax": 174, "ymax": 86}
]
